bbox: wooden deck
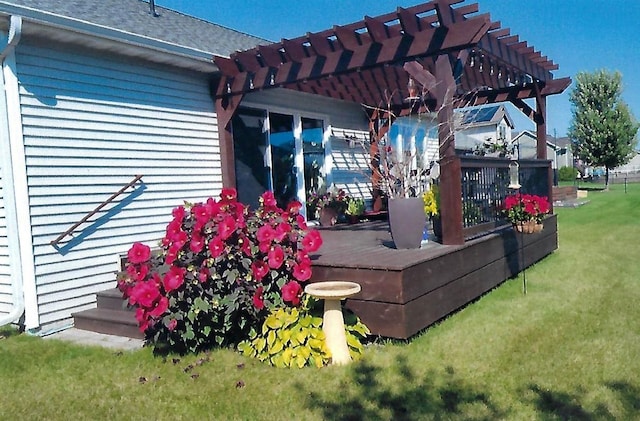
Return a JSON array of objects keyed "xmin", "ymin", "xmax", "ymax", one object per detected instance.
[{"xmin": 309, "ymin": 215, "xmax": 558, "ymax": 339}]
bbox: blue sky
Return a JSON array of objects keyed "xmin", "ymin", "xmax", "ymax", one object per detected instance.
[{"xmin": 161, "ymin": 0, "xmax": 640, "ymax": 138}]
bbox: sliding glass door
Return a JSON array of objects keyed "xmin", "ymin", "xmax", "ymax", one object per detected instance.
[{"xmin": 232, "ymin": 107, "xmax": 328, "ymax": 215}]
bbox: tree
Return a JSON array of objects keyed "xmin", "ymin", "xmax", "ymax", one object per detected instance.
[{"xmin": 568, "ymin": 69, "xmax": 639, "ymax": 188}]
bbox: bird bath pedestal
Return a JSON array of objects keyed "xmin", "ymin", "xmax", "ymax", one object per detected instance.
[{"xmin": 304, "ymin": 281, "xmax": 361, "ymax": 365}]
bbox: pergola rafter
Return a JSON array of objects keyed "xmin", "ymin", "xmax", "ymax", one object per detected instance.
[{"xmin": 212, "ymin": 0, "xmax": 571, "ymax": 246}]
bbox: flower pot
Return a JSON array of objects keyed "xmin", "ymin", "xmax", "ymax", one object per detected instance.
[
  {"xmin": 388, "ymin": 197, "xmax": 426, "ymax": 249},
  {"xmin": 514, "ymin": 220, "xmax": 543, "ymax": 234},
  {"xmin": 431, "ymin": 216, "xmax": 442, "ymax": 242},
  {"xmin": 319, "ymin": 207, "xmax": 338, "ymax": 226},
  {"xmin": 347, "ymin": 214, "xmax": 361, "ymax": 224}
]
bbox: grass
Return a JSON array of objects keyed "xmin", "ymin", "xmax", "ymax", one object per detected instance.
[{"xmin": 2, "ymin": 183, "xmax": 640, "ymax": 420}]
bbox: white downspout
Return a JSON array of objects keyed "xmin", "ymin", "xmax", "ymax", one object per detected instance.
[{"xmin": 0, "ymin": 15, "xmax": 24, "ymax": 327}]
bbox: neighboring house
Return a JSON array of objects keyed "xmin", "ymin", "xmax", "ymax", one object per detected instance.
[
  {"xmin": 512, "ymin": 130, "xmax": 574, "ymax": 169},
  {"xmin": 454, "ymin": 104, "xmax": 514, "ymax": 154},
  {"xmin": 0, "ymin": 0, "xmax": 369, "ymax": 333}
]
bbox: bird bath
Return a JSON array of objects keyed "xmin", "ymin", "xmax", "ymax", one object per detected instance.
[{"xmin": 304, "ymin": 281, "xmax": 361, "ymax": 365}]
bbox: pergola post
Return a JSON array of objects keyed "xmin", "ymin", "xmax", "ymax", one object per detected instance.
[
  {"xmin": 435, "ymin": 54, "xmax": 464, "ymax": 246},
  {"xmin": 535, "ymin": 92, "xmax": 547, "ymax": 160},
  {"xmin": 214, "ymin": 94, "xmax": 243, "ymax": 189}
]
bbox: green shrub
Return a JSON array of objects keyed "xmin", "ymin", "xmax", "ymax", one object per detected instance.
[
  {"xmin": 238, "ymin": 296, "xmax": 370, "ymax": 368},
  {"xmin": 558, "ymin": 166, "xmax": 578, "ymax": 182}
]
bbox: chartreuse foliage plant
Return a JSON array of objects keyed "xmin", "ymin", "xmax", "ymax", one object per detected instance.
[
  {"xmin": 238, "ymin": 295, "xmax": 370, "ymax": 368},
  {"xmin": 117, "ymin": 189, "xmax": 324, "ymax": 354}
]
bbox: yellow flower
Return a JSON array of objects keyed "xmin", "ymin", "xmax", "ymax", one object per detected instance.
[{"xmin": 422, "ymin": 187, "xmax": 439, "ymax": 217}]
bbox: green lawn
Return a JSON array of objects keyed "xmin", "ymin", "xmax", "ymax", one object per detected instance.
[{"xmin": 2, "ymin": 184, "xmax": 639, "ymax": 420}]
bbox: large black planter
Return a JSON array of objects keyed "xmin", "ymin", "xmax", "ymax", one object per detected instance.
[{"xmin": 388, "ymin": 197, "xmax": 426, "ymax": 249}]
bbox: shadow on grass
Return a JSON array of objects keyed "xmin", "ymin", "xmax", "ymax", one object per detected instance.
[
  {"xmin": 526, "ymin": 381, "xmax": 640, "ymax": 420},
  {"xmin": 300, "ymin": 355, "xmax": 505, "ymax": 420}
]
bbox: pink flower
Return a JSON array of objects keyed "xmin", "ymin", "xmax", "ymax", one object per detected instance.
[
  {"xmin": 129, "ymin": 281, "xmax": 160, "ymax": 308},
  {"xmin": 293, "ymin": 261, "xmax": 312, "ymax": 281},
  {"xmin": 163, "ymin": 266, "xmax": 186, "ymax": 292},
  {"xmin": 220, "ymin": 188, "xmax": 238, "ymax": 202},
  {"xmin": 148, "ymin": 296, "xmax": 169, "ymax": 318},
  {"xmin": 190, "ymin": 233, "xmax": 205, "ymax": 253},
  {"xmin": 127, "ymin": 242, "xmax": 151, "ymax": 264},
  {"xmin": 192, "ymin": 203, "xmax": 211, "ymax": 224},
  {"xmin": 165, "ymin": 243, "xmax": 182, "ymax": 266},
  {"xmin": 165, "ymin": 219, "xmax": 184, "ymax": 242},
  {"xmin": 302, "ymin": 230, "xmax": 323, "ymax": 253},
  {"xmin": 126, "ymin": 263, "xmax": 149, "ymax": 282},
  {"xmin": 167, "ymin": 318, "xmax": 178, "ymax": 331},
  {"xmin": 240, "ymin": 235, "xmax": 252, "ymax": 256},
  {"xmin": 172, "ymin": 206, "xmax": 186, "ymax": 220},
  {"xmin": 257, "ymin": 225, "xmax": 276, "ymax": 244},
  {"xmin": 135, "ymin": 307, "xmax": 150, "ymax": 332},
  {"xmin": 253, "ymin": 286, "xmax": 265, "ymax": 310},
  {"xmin": 260, "ymin": 191, "xmax": 278, "ymax": 208},
  {"xmin": 274, "ymin": 222, "xmax": 292, "ymax": 243},
  {"xmin": 268, "ymin": 246, "xmax": 285, "ymax": 269},
  {"xmin": 296, "ymin": 214, "xmax": 308, "ymax": 230},
  {"xmin": 251, "ymin": 260, "xmax": 269, "ymax": 281},
  {"xmin": 218, "ymin": 215, "xmax": 237, "ymax": 240},
  {"xmin": 281, "ymin": 281, "xmax": 302, "ymax": 306},
  {"xmin": 287, "ymin": 200, "xmax": 302, "ymax": 215},
  {"xmin": 198, "ymin": 267, "xmax": 210, "ymax": 283},
  {"xmin": 208, "ymin": 236, "xmax": 225, "ymax": 258}
]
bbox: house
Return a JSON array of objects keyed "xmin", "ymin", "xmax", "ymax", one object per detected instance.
[
  {"xmin": 512, "ymin": 130, "xmax": 574, "ymax": 182},
  {"xmin": 454, "ymin": 104, "xmax": 514, "ymax": 154},
  {"xmin": 0, "ymin": 0, "xmax": 373, "ymax": 333},
  {"xmin": 0, "ymin": 0, "xmax": 570, "ymax": 336}
]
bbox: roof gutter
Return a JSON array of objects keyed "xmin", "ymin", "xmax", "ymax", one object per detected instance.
[
  {"xmin": 0, "ymin": 14, "xmax": 24, "ymax": 328},
  {"xmin": 0, "ymin": 2, "xmax": 219, "ymax": 72}
]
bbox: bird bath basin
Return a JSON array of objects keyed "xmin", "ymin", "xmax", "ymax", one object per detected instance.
[{"xmin": 304, "ymin": 281, "xmax": 361, "ymax": 365}]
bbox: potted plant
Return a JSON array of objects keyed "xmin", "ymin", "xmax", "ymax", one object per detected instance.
[
  {"xmin": 345, "ymin": 197, "xmax": 366, "ymax": 224},
  {"xmin": 503, "ymin": 193, "xmax": 551, "ymax": 233},
  {"xmin": 308, "ymin": 187, "xmax": 349, "ymax": 226}
]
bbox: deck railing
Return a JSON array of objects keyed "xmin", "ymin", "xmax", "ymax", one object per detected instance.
[{"xmin": 459, "ymin": 157, "xmax": 552, "ymax": 237}]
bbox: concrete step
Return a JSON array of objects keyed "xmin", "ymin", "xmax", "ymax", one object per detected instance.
[
  {"xmin": 96, "ymin": 288, "xmax": 133, "ymax": 312},
  {"xmin": 73, "ymin": 308, "xmax": 144, "ymax": 340}
]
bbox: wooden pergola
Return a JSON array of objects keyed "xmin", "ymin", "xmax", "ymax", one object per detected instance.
[{"xmin": 211, "ymin": 0, "xmax": 571, "ymax": 245}]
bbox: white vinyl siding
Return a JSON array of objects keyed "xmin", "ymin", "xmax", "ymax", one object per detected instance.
[
  {"xmin": 0, "ymin": 169, "xmax": 11, "ymax": 316},
  {"xmin": 16, "ymin": 41, "xmax": 222, "ymax": 327}
]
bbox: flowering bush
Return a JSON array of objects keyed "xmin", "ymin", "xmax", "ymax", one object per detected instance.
[
  {"xmin": 117, "ymin": 189, "xmax": 323, "ymax": 354},
  {"xmin": 306, "ymin": 188, "xmax": 349, "ymax": 219},
  {"xmin": 503, "ymin": 193, "xmax": 551, "ymax": 224},
  {"xmin": 422, "ymin": 185, "xmax": 439, "ymax": 218}
]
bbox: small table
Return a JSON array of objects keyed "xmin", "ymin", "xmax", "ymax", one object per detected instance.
[{"xmin": 304, "ymin": 281, "xmax": 361, "ymax": 365}]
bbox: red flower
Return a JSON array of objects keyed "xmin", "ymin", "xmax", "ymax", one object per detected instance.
[
  {"xmin": 220, "ymin": 188, "xmax": 238, "ymax": 202},
  {"xmin": 192, "ymin": 203, "xmax": 211, "ymax": 224},
  {"xmin": 260, "ymin": 191, "xmax": 278, "ymax": 208},
  {"xmin": 126, "ymin": 263, "xmax": 149, "ymax": 282},
  {"xmin": 208, "ymin": 236, "xmax": 225, "ymax": 258},
  {"xmin": 302, "ymin": 230, "xmax": 323, "ymax": 253},
  {"xmin": 129, "ymin": 281, "xmax": 161, "ymax": 308},
  {"xmin": 274, "ymin": 222, "xmax": 292, "ymax": 243},
  {"xmin": 127, "ymin": 242, "xmax": 151, "ymax": 264},
  {"xmin": 218, "ymin": 215, "xmax": 237, "ymax": 240},
  {"xmin": 198, "ymin": 267, "xmax": 210, "ymax": 283},
  {"xmin": 240, "ymin": 235, "xmax": 252, "ymax": 256},
  {"xmin": 172, "ymin": 206, "xmax": 186, "ymax": 220},
  {"xmin": 296, "ymin": 214, "xmax": 308, "ymax": 230},
  {"xmin": 293, "ymin": 261, "xmax": 312, "ymax": 281},
  {"xmin": 268, "ymin": 246, "xmax": 285, "ymax": 269},
  {"xmin": 251, "ymin": 260, "xmax": 269, "ymax": 281},
  {"xmin": 165, "ymin": 219, "xmax": 184, "ymax": 242},
  {"xmin": 163, "ymin": 266, "xmax": 186, "ymax": 292},
  {"xmin": 149, "ymin": 296, "xmax": 169, "ymax": 318},
  {"xmin": 281, "ymin": 281, "xmax": 302, "ymax": 306},
  {"xmin": 190, "ymin": 233, "xmax": 205, "ymax": 253},
  {"xmin": 257, "ymin": 225, "xmax": 276, "ymax": 244},
  {"xmin": 135, "ymin": 307, "xmax": 150, "ymax": 332},
  {"xmin": 167, "ymin": 318, "xmax": 178, "ymax": 331},
  {"xmin": 165, "ymin": 243, "xmax": 182, "ymax": 266},
  {"xmin": 287, "ymin": 200, "xmax": 302, "ymax": 215},
  {"xmin": 253, "ymin": 286, "xmax": 265, "ymax": 310}
]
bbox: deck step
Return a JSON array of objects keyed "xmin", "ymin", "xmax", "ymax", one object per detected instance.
[
  {"xmin": 73, "ymin": 308, "xmax": 144, "ymax": 340},
  {"xmin": 96, "ymin": 288, "xmax": 132, "ymax": 312}
]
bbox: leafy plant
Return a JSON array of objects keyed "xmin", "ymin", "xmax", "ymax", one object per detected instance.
[
  {"xmin": 558, "ymin": 166, "xmax": 578, "ymax": 182},
  {"xmin": 238, "ymin": 295, "xmax": 370, "ymax": 368},
  {"xmin": 345, "ymin": 197, "xmax": 366, "ymax": 216},
  {"xmin": 503, "ymin": 193, "xmax": 551, "ymax": 224},
  {"xmin": 117, "ymin": 189, "xmax": 323, "ymax": 354}
]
